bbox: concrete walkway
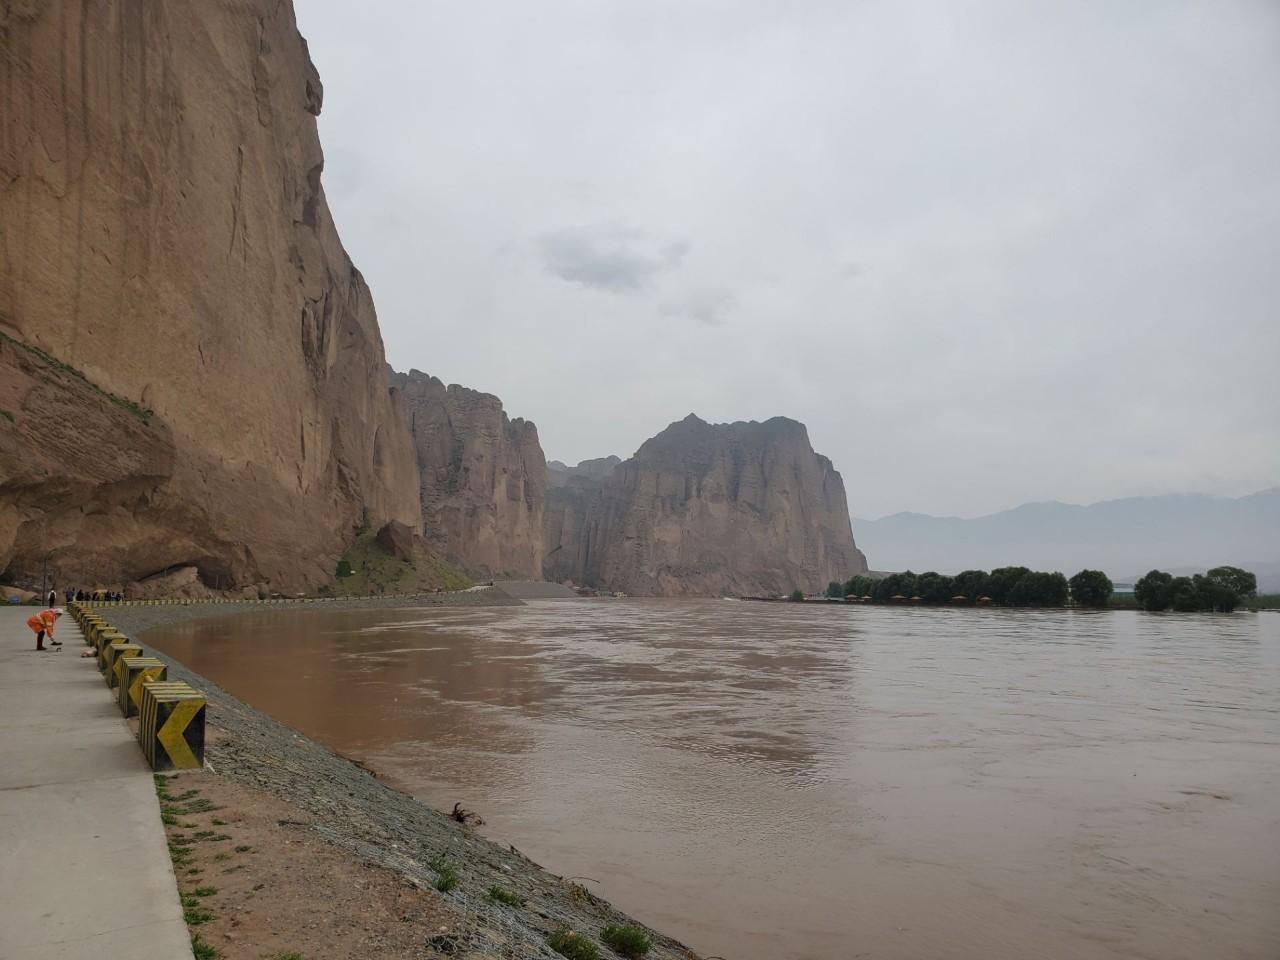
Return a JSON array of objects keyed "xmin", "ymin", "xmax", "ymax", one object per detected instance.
[{"xmin": 0, "ymin": 606, "xmax": 192, "ymax": 959}]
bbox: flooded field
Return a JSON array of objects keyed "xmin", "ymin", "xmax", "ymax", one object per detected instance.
[{"xmin": 147, "ymin": 601, "xmax": 1280, "ymax": 960}]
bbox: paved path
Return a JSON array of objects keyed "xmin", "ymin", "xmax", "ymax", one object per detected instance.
[{"xmin": 0, "ymin": 606, "xmax": 192, "ymax": 959}]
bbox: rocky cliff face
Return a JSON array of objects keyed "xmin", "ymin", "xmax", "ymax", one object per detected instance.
[
  {"xmin": 0, "ymin": 0, "xmax": 420, "ymax": 593},
  {"xmin": 547, "ymin": 456, "xmax": 622, "ymax": 488},
  {"xmin": 392, "ymin": 370, "xmax": 545, "ymax": 579},
  {"xmin": 544, "ymin": 415, "xmax": 867, "ymax": 596}
]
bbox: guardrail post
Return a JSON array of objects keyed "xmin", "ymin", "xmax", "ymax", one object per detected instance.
[
  {"xmin": 108, "ymin": 643, "xmax": 144, "ymax": 688},
  {"xmin": 139, "ymin": 681, "xmax": 206, "ymax": 770},
  {"xmin": 118, "ymin": 657, "xmax": 167, "ymax": 717},
  {"xmin": 103, "ymin": 640, "xmax": 141, "ymax": 686}
]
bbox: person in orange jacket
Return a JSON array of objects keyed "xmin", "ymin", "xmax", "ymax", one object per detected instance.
[{"xmin": 27, "ymin": 607, "xmax": 63, "ymax": 651}]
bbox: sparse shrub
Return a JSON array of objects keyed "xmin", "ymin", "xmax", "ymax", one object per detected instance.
[
  {"xmin": 193, "ymin": 886, "xmax": 218, "ymax": 897},
  {"xmin": 336, "ymin": 559, "xmax": 353, "ymax": 578},
  {"xmin": 548, "ymin": 927, "xmax": 600, "ymax": 960},
  {"xmin": 602, "ymin": 924, "xmax": 652, "ymax": 958},
  {"xmin": 487, "ymin": 885, "xmax": 523, "ymax": 907},
  {"xmin": 183, "ymin": 905, "xmax": 213, "ymax": 925},
  {"xmin": 190, "ymin": 933, "xmax": 221, "ymax": 960},
  {"xmin": 167, "ymin": 842, "xmax": 193, "ymax": 866},
  {"xmin": 429, "ymin": 854, "xmax": 460, "ymax": 892},
  {"xmin": 789, "ymin": 589, "xmax": 805, "ymax": 602}
]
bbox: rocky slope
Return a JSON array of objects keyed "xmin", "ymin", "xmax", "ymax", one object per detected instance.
[
  {"xmin": 545, "ymin": 414, "xmax": 867, "ymax": 596},
  {"xmin": 392, "ymin": 370, "xmax": 545, "ymax": 579},
  {"xmin": 0, "ymin": 0, "xmax": 419, "ymax": 594}
]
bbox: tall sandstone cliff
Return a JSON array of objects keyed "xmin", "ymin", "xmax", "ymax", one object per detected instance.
[
  {"xmin": 392, "ymin": 370, "xmax": 545, "ymax": 579},
  {"xmin": 0, "ymin": 0, "xmax": 420, "ymax": 593},
  {"xmin": 544, "ymin": 415, "xmax": 868, "ymax": 596}
]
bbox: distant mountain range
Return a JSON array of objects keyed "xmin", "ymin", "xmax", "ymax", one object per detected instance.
[{"xmin": 854, "ymin": 488, "xmax": 1280, "ymax": 590}]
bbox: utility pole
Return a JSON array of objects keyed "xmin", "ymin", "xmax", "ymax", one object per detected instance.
[{"xmin": 41, "ymin": 554, "xmax": 49, "ymax": 601}]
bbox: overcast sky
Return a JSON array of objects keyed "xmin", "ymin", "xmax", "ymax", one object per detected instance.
[{"xmin": 297, "ymin": 0, "xmax": 1280, "ymax": 519}]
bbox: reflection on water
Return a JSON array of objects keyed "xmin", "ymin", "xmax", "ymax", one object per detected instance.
[{"xmin": 148, "ymin": 601, "xmax": 1280, "ymax": 960}]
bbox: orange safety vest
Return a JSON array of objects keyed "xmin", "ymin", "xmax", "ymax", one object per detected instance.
[{"xmin": 26, "ymin": 610, "xmax": 57, "ymax": 636}]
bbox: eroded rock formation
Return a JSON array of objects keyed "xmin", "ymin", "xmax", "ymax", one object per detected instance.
[
  {"xmin": 392, "ymin": 370, "xmax": 545, "ymax": 579},
  {"xmin": 544, "ymin": 415, "xmax": 867, "ymax": 596},
  {"xmin": 0, "ymin": 0, "xmax": 420, "ymax": 594}
]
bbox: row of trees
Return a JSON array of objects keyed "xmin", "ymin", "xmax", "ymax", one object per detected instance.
[
  {"xmin": 824, "ymin": 564, "xmax": 1257, "ymax": 611},
  {"xmin": 1134, "ymin": 566, "xmax": 1256, "ymax": 612},
  {"xmin": 829, "ymin": 567, "xmax": 1080, "ymax": 606}
]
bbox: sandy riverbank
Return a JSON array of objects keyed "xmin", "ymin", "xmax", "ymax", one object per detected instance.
[{"xmin": 106, "ymin": 595, "xmax": 700, "ymax": 960}]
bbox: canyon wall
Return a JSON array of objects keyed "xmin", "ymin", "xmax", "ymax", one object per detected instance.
[
  {"xmin": 0, "ymin": 0, "xmax": 420, "ymax": 593},
  {"xmin": 392, "ymin": 370, "xmax": 545, "ymax": 579},
  {"xmin": 544, "ymin": 414, "xmax": 867, "ymax": 596}
]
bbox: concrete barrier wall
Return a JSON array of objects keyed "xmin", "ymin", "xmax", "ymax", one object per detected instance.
[{"xmin": 69, "ymin": 603, "xmax": 205, "ymax": 771}]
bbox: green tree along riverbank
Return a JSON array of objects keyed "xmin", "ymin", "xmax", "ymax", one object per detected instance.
[
  {"xmin": 1134, "ymin": 566, "xmax": 1257, "ymax": 612},
  {"xmin": 825, "ymin": 564, "xmax": 1260, "ymax": 611}
]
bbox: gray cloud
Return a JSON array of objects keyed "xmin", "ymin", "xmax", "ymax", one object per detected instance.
[
  {"xmin": 536, "ymin": 223, "xmax": 688, "ymax": 294},
  {"xmin": 298, "ymin": 1, "xmax": 1280, "ymax": 519},
  {"xmin": 661, "ymin": 288, "xmax": 737, "ymax": 326}
]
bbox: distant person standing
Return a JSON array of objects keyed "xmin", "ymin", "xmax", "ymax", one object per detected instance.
[
  {"xmin": 27, "ymin": 607, "xmax": 63, "ymax": 651},
  {"xmin": 47, "ymin": 588, "xmax": 57, "ymax": 608}
]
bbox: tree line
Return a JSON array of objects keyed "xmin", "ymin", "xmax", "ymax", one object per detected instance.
[
  {"xmin": 824, "ymin": 565, "xmax": 1256, "ymax": 611},
  {"xmin": 1133, "ymin": 566, "xmax": 1256, "ymax": 612},
  {"xmin": 830, "ymin": 567, "xmax": 1075, "ymax": 606}
]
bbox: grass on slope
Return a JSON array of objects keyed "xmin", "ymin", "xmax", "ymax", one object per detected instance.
[{"xmin": 326, "ymin": 526, "xmax": 471, "ymax": 597}]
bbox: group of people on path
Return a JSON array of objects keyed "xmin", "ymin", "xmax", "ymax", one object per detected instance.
[{"xmin": 61, "ymin": 587, "xmax": 123, "ymax": 603}]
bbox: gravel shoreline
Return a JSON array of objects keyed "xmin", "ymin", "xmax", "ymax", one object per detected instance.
[{"xmin": 104, "ymin": 593, "xmax": 702, "ymax": 960}]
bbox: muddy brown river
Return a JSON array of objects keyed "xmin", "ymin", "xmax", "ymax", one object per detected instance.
[{"xmin": 147, "ymin": 600, "xmax": 1280, "ymax": 960}]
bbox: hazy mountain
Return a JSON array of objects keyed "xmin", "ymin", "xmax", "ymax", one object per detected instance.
[{"xmin": 855, "ymin": 489, "xmax": 1280, "ymax": 589}]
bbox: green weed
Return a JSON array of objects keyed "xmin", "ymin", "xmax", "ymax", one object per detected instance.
[
  {"xmin": 487, "ymin": 885, "xmax": 523, "ymax": 907},
  {"xmin": 547, "ymin": 927, "xmax": 600, "ymax": 960},
  {"xmin": 428, "ymin": 853, "xmax": 460, "ymax": 892},
  {"xmin": 601, "ymin": 924, "xmax": 652, "ymax": 958},
  {"xmin": 190, "ymin": 933, "xmax": 221, "ymax": 960}
]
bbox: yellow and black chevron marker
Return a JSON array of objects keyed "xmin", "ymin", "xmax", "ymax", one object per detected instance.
[
  {"xmin": 97, "ymin": 631, "xmax": 129, "ymax": 670},
  {"xmin": 108, "ymin": 643, "xmax": 143, "ymax": 688},
  {"xmin": 103, "ymin": 639, "xmax": 139, "ymax": 683},
  {"xmin": 84, "ymin": 619, "xmax": 107, "ymax": 648},
  {"xmin": 139, "ymin": 681, "xmax": 206, "ymax": 771},
  {"xmin": 118, "ymin": 657, "xmax": 167, "ymax": 717}
]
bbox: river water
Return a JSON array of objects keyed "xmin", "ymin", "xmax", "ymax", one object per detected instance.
[{"xmin": 147, "ymin": 600, "xmax": 1280, "ymax": 960}]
